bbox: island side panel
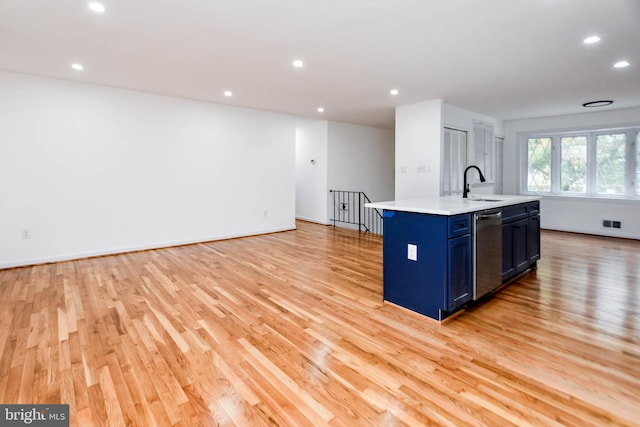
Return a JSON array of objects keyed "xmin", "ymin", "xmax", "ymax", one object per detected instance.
[{"xmin": 382, "ymin": 210, "xmax": 448, "ymax": 320}]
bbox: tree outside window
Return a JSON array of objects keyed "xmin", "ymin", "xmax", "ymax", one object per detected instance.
[
  {"xmin": 523, "ymin": 127, "xmax": 639, "ymax": 198},
  {"xmin": 560, "ymin": 136, "xmax": 587, "ymax": 193},
  {"xmin": 527, "ymin": 137, "xmax": 551, "ymax": 192},
  {"xmin": 596, "ymin": 133, "xmax": 626, "ymax": 195}
]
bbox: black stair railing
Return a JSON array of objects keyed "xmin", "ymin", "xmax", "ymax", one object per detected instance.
[{"xmin": 329, "ymin": 190, "xmax": 383, "ymax": 235}]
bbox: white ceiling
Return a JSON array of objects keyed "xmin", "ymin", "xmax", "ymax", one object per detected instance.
[{"xmin": 1, "ymin": 0, "xmax": 638, "ymax": 129}]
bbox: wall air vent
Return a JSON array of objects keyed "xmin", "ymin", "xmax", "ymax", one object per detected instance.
[{"xmin": 602, "ymin": 219, "xmax": 622, "ymax": 229}]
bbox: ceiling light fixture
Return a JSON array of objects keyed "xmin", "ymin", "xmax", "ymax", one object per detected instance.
[
  {"xmin": 317, "ymin": 107, "xmax": 324, "ymax": 113},
  {"xmin": 71, "ymin": 63, "xmax": 84, "ymax": 71},
  {"xmin": 88, "ymin": 2, "xmax": 105, "ymax": 13},
  {"xmin": 292, "ymin": 59, "xmax": 304, "ymax": 68},
  {"xmin": 583, "ymin": 35, "xmax": 600, "ymax": 44},
  {"xmin": 224, "ymin": 90, "xmax": 232, "ymax": 97},
  {"xmin": 582, "ymin": 100, "xmax": 613, "ymax": 108},
  {"xmin": 390, "ymin": 89, "xmax": 399, "ymax": 95},
  {"xmin": 613, "ymin": 60, "xmax": 630, "ymax": 68}
]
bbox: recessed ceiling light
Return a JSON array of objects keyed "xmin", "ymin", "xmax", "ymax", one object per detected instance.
[
  {"xmin": 582, "ymin": 100, "xmax": 613, "ymax": 108},
  {"xmin": 613, "ymin": 60, "xmax": 630, "ymax": 68},
  {"xmin": 583, "ymin": 35, "xmax": 600, "ymax": 44},
  {"xmin": 292, "ymin": 59, "xmax": 304, "ymax": 68},
  {"xmin": 224, "ymin": 90, "xmax": 232, "ymax": 97},
  {"xmin": 390, "ymin": 89, "xmax": 399, "ymax": 95},
  {"xmin": 71, "ymin": 63, "xmax": 84, "ymax": 71},
  {"xmin": 88, "ymin": 2, "xmax": 105, "ymax": 13},
  {"xmin": 317, "ymin": 107, "xmax": 324, "ymax": 113}
]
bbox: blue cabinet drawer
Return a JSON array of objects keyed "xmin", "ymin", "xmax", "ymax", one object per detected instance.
[
  {"xmin": 448, "ymin": 214, "xmax": 471, "ymax": 238},
  {"xmin": 528, "ymin": 201, "xmax": 540, "ymax": 216},
  {"xmin": 502, "ymin": 203, "xmax": 528, "ymax": 223}
]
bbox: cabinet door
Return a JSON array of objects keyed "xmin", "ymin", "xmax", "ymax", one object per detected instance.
[
  {"xmin": 447, "ymin": 234, "xmax": 472, "ymax": 311},
  {"xmin": 502, "ymin": 218, "xmax": 529, "ymax": 281},
  {"xmin": 502, "ymin": 223, "xmax": 515, "ymax": 282},
  {"xmin": 513, "ymin": 218, "xmax": 529, "ymax": 274},
  {"xmin": 442, "ymin": 128, "xmax": 467, "ymax": 196},
  {"xmin": 473, "ymin": 121, "xmax": 495, "ymax": 182},
  {"xmin": 528, "ymin": 215, "xmax": 541, "ymax": 263}
]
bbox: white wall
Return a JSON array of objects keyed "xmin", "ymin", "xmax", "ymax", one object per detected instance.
[
  {"xmin": 395, "ymin": 99, "xmax": 443, "ymax": 199},
  {"xmin": 444, "ymin": 103, "xmax": 504, "ymax": 137},
  {"xmin": 327, "ymin": 121, "xmax": 394, "ymax": 221},
  {"xmin": 295, "ymin": 121, "xmax": 329, "ymax": 224},
  {"xmin": 539, "ymin": 197, "xmax": 640, "ymax": 239},
  {"xmin": 0, "ymin": 71, "xmax": 297, "ymax": 268},
  {"xmin": 327, "ymin": 122, "xmax": 394, "ymax": 201},
  {"xmin": 503, "ymin": 107, "xmax": 640, "ymax": 239},
  {"xmin": 294, "ymin": 120, "xmax": 394, "ymax": 225}
]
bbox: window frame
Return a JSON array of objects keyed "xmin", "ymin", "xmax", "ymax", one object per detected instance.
[
  {"xmin": 559, "ymin": 134, "xmax": 588, "ymax": 195},
  {"xmin": 594, "ymin": 132, "xmax": 627, "ymax": 196},
  {"xmin": 521, "ymin": 125, "xmax": 640, "ymax": 200},
  {"xmin": 525, "ymin": 136, "xmax": 553, "ymax": 193}
]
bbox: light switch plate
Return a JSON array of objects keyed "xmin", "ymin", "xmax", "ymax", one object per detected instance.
[{"xmin": 407, "ymin": 244, "xmax": 417, "ymax": 261}]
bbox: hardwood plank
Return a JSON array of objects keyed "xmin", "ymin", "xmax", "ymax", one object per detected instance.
[{"xmin": 1, "ymin": 222, "xmax": 639, "ymax": 426}]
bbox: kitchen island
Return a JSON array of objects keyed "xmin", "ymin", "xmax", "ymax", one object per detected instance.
[{"xmin": 366, "ymin": 195, "xmax": 541, "ymax": 321}]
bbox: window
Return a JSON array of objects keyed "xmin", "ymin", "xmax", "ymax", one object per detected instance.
[
  {"xmin": 596, "ymin": 133, "xmax": 626, "ymax": 195},
  {"xmin": 523, "ymin": 126, "xmax": 640, "ymax": 199},
  {"xmin": 526, "ymin": 137, "xmax": 552, "ymax": 192},
  {"xmin": 560, "ymin": 136, "xmax": 587, "ymax": 193}
]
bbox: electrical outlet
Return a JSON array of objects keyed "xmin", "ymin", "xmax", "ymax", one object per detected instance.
[
  {"xmin": 22, "ymin": 229, "xmax": 31, "ymax": 240},
  {"xmin": 407, "ymin": 244, "xmax": 417, "ymax": 261},
  {"xmin": 602, "ymin": 220, "xmax": 612, "ymax": 228},
  {"xmin": 612, "ymin": 221, "xmax": 621, "ymax": 229}
]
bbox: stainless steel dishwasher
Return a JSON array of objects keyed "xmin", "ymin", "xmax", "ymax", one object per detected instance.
[{"xmin": 474, "ymin": 209, "xmax": 502, "ymax": 299}]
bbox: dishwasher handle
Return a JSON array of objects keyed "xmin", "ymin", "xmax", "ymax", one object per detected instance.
[{"xmin": 476, "ymin": 211, "xmax": 502, "ymax": 221}]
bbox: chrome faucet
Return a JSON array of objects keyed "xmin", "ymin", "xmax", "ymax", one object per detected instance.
[{"xmin": 463, "ymin": 165, "xmax": 486, "ymax": 198}]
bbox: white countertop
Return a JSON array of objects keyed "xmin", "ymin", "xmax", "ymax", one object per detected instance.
[{"xmin": 365, "ymin": 195, "xmax": 541, "ymax": 216}]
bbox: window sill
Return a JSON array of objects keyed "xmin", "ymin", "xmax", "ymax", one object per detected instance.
[{"xmin": 522, "ymin": 192, "xmax": 640, "ymax": 204}]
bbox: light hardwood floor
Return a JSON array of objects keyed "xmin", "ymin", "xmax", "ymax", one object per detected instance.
[{"xmin": 0, "ymin": 221, "xmax": 639, "ymax": 426}]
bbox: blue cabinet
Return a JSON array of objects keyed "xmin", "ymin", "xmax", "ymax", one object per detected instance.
[
  {"xmin": 502, "ymin": 201, "xmax": 540, "ymax": 282},
  {"xmin": 381, "ymin": 200, "xmax": 541, "ymax": 321},
  {"xmin": 382, "ymin": 211, "xmax": 472, "ymax": 321},
  {"xmin": 447, "ymin": 234, "xmax": 472, "ymax": 311},
  {"xmin": 528, "ymin": 214, "xmax": 541, "ymax": 264}
]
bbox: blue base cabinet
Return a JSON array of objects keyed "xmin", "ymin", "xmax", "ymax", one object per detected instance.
[
  {"xmin": 382, "ymin": 210, "xmax": 472, "ymax": 321},
  {"xmin": 502, "ymin": 201, "xmax": 540, "ymax": 282},
  {"xmin": 381, "ymin": 200, "xmax": 541, "ymax": 321},
  {"xmin": 447, "ymin": 234, "xmax": 472, "ymax": 310}
]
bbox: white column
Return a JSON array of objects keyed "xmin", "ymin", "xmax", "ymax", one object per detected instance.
[{"xmin": 395, "ymin": 99, "xmax": 444, "ymax": 199}]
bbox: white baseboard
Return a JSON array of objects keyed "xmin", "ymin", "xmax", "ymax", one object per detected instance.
[
  {"xmin": 0, "ymin": 226, "xmax": 295, "ymax": 269},
  {"xmin": 541, "ymin": 226, "xmax": 639, "ymax": 240},
  {"xmin": 295, "ymin": 216, "xmax": 331, "ymax": 225}
]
